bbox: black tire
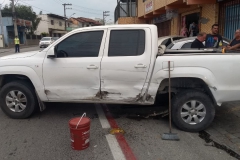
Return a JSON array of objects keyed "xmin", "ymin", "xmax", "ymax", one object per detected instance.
[
  {"xmin": 172, "ymin": 89, "xmax": 215, "ymax": 132},
  {"xmin": 0, "ymin": 81, "xmax": 37, "ymax": 119}
]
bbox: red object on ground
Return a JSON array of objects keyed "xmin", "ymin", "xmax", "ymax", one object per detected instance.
[{"xmin": 69, "ymin": 117, "xmax": 90, "ymax": 150}]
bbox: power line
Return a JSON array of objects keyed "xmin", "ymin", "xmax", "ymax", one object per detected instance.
[
  {"xmin": 58, "ymin": 0, "xmax": 113, "ymax": 13},
  {"xmin": 52, "ymin": 0, "xmax": 61, "ymax": 5},
  {"xmin": 73, "ymin": 4, "xmax": 103, "ymax": 12},
  {"xmin": 73, "ymin": 4, "xmax": 114, "ymax": 13},
  {"xmin": 72, "ymin": 8, "xmax": 102, "ymax": 15},
  {"xmin": 1, "ymin": 0, "xmax": 6, "ymax": 5},
  {"xmin": 18, "ymin": 0, "xmax": 63, "ymax": 15}
]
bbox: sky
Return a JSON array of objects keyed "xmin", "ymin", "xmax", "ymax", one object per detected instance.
[{"xmin": 2, "ymin": 0, "xmax": 116, "ymax": 23}]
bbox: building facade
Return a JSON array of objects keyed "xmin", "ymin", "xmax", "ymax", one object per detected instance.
[
  {"xmin": 36, "ymin": 14, "xmax": 67, "ymax": 37},
  {"xmin": 67, "ymin": 17, "xmax": 102, "ymax": 31},
  {"xmin": 115, "ymin": 0, "xmax": 240, "ymax": 39},
  {"xmin": 218, "ymin": 0, "xmax": 240, "ymax": 39},
  {"xmin": 0, "ymin": 17, "xmax": 32, "ymax": 47}
]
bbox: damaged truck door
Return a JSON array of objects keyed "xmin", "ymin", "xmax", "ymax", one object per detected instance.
[
  {"xmin": 43, "ymin": 30, "xmax": 106, "ymax": 100},
  {"xmin": 100, "ymin": 28, "xmax": 153, "ymax": 103}
]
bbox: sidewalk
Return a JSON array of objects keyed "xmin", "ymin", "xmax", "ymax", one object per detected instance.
[
  {"xmin": 0, "ymin": 45, "xmax": 38, "ymax": 53},
  {"xmin": 205, "ymin": 102, "xmax": 240, "ymax": 157}
]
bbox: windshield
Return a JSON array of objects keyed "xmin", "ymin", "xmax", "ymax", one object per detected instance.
[
  {"xmin": 41, "ymin": 37, "xmax": 51, "ymax": 41},
  {"xmin": 167, "ymin": 43, "xmax": 174, "ymax": 49},
  {"xmin": 52, "ymin": 37, "xmax": 59, "ymax": 40}
]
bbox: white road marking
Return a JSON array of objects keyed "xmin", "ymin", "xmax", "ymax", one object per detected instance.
[
  {"xmin": 106, "ymin": 134, "xmax": 126, "ymax": 160},
  {"xmin": 95, "ymin": 104, "xmax": 110, "ymax": 129}
]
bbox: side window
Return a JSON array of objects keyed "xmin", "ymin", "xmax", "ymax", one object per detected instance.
[
  {"xmin": 108, "ymin": 30, "xmax": 145, "ymax": 57},
  {"xmin": 181, "ymin": 42, "xmax": 192, "ymax": 49},
  {"xmin": 56, "ymin": 31, "xmax": 104, "ymax": 58}
]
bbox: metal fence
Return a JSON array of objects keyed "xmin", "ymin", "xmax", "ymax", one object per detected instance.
[
  {"xmin": 37, "ymin": 35, "xmax": 42, "ymax": 39},
  {"xmin": 219, "ymin": 0, "xmax": 240, "ymax": 39},
  {"xmin": 26, "ymin": 35, "xmax": 31, "ymax": 39},
  {"xmin": 114, "ymin": 2, "xmax": 136, "ymax": 22},
  {"xmin": 32, "ymin": 35, "xmax": 36, "ymax": 39}
]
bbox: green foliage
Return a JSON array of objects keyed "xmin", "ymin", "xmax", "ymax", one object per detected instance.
[{"xmin": 41, "ymin": 32, "xmax": 49, "ymax": 37}]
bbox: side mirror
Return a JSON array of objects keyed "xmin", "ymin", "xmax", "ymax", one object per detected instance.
[
  {"xmin": 47, "ymin": 55, "xmax": 56, "ymax": 58},
  {"xmin": 47, "ymin": 46, "xmax": 58, "ymax": 58}
]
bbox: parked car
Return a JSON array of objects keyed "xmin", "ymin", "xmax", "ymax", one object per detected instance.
[
  {"xmin": 0, "ymin": 24, "xmax": 239, "ymax": 132},
  {"xmin": 167, "ymin": 36, "xmax": 231, "ymax": 49},
  {"xmin": 39, "ymin": 37, "xmax": 53, "ymax": 48},
  {"xmin": 158, "ymin": 36, "xmax": 185, "ymax": 47},
  {"xmin": 52, "ymin": 37, "xmax": 59, "ymax": 42}
]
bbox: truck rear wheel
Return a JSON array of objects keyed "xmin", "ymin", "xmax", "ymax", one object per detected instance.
[
  {"xmin": 172, "ymin": 90, "xmax": 215, "ymax": 132},
  {"xmin": 0, "ymin": 81, "xmax": 37, "ymax": 119}
]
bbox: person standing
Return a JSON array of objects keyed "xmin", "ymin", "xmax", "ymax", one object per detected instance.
[
  {"xmin": 189, "ymin": 22, "xmax": 198, "ymax": 37},
  {"xmin": 180, "ymin": 24, "xmax": 189, "ymax": 37},
  {"xmin": 191, "ymin": 32, "xmax": 207, "ymax": 49},
  {"xmin": 205, "ymin": 24, "xmax": 223, "ymax": 48},
  {"xmin": 14, "ymin": 36, "xmax": 20, "ymax": 53},
  {"xmin": 226, "ymin": 29, "xmax": 240, "ymax": 50}
]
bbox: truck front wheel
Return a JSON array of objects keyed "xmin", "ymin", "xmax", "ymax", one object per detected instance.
[
  {"xmin": 172, "ymin": 90, "xmax": 215, "ymax": 132},
  {"xmin": 0, "ymin": 81, "xmax": 37, "ymax": 119}
]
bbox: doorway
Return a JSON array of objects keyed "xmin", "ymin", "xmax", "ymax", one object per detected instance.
[{"xmin": 182, "ymin": 12, "xmax": 200, "ymax": 36}]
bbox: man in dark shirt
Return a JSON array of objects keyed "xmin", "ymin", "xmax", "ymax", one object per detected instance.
[
  {"xmin": 205, "ymin": 24, "xmax": 223, "ymax": 48},
  {"xmin": 226, "ymin": 29, "xmax": 240, "ymax": 50},
  {"xmin": 191, "ymin": 32, "xmax": 206, "ymax": 49}
]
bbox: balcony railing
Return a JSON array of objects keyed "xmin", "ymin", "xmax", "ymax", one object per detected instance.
[{"xmin": 114, "ymin": 1, "xmax": 136, "ymax": 22}]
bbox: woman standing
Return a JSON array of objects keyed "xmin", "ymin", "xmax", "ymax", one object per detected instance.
[{"xmin": 180, "ymin": 24, "xmax": 189, "ymax": 37}]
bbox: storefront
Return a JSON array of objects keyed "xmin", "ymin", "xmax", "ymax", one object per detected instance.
[
  {"xmin": 178, "ymin": 7, "xmax": 201, "ymax": 37},
  {"xmin": 153, "ymin": 14, "xmax": 171, "ymax": 37},
  {"xmin": 219, "ymin": 0, "xmax": 240, "ymax": 39}
]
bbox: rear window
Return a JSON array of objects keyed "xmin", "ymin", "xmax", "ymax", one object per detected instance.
[
  {"xmin": 108, "ymin": 30, "xmax": 145, "ymax": 57},
  {"xmin": 181, "ymin": 42, "xmax": 192, "ymax": 49},
  {"xmin": 167, "ymin": 43, "xmax": 174, "ymax": 49},
  {"xmin": 41, "ymin": 37, "xmax": 51, "ymax": 41}
]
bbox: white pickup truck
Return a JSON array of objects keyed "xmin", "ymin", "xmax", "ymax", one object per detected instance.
[{"xmin": 0, "ymin": 24, "xmax": 238, "ymax": 132}]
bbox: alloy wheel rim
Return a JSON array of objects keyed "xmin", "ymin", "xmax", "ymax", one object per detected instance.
[
  {"xmin": 180, "ymin": 100, "xmax": 206, "ymax": 125},
  {"xmin": 5, "ymin": 90, "xmax": 27, "ymax": 112}
]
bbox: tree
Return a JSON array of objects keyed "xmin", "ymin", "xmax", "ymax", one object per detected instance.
[{"xmin": 2, "ymin": 3, "xmax": 41, "ymax": 34}]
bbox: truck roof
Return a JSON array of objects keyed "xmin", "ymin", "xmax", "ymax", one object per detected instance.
[{"xmin": 73, "ymin": 24, "xmax": 157, "ymax": 32}]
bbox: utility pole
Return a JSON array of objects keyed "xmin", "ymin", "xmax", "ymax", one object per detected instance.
[
  {"xmin": 11, "ymin": 0, "xmax": 18, "ymax": 37},
  {"xmin": 103, "ymin": 11, "xmax": 110, "ymax": 25},
  {"xmin": 62, "ymin": 3, "xmax": 72, "ymax": 31},
  {"xmin": 0, "ymin": 5, "xmax": 5, "ymax": 48}
]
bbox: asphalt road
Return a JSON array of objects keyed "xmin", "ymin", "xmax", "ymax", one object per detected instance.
[
  {"xmin": 0, "ymin": 47, "xmax": 237, "ymax": 160},
  {"xmin": 0, "ymin": 103, "xmax": 236, "ymax": 160},
  {"xmin": 0, "ymin": 46, "xmax": 41, "ymax": 57}
]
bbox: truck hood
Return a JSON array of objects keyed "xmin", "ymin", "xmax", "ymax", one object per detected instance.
[{"xmin": 0, "ymin": 51, "xmax": 39, "ymax": 60}]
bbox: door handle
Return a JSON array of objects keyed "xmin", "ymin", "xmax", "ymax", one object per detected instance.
[
  {"xmin": 87, "ymin": 65, "xmax": 98, "ymax": 69},
  {"xmin": 134, "ymin": 64, "xmax": 146, "ymax": 68}
]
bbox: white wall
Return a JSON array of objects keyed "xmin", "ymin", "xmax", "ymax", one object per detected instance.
[
  {"xmin": 35, "ymin": 15, "xmax": 49, "ymax": 35},
  {"xmin": 48, "ymin": 16, "xmax": 65, "ymax": 30},
  {"xmin": 0, "ymin": 26, "xmax": 8, "ymax": 46},
  {"xmin": 36, "ymin": 14, "xmax": 66, "ymax": 35}
]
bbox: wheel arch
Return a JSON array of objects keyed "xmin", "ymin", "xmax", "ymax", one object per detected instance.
[{"xmin": 156, "ymin": 77, "xmax": 217, "ymax": 106}]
